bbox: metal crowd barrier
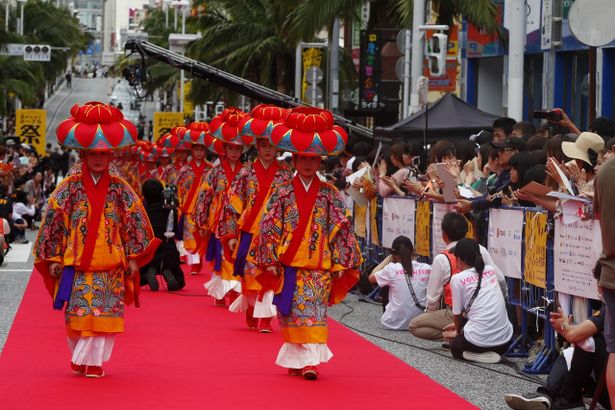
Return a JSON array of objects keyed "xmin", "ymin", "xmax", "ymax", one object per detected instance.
[{"xmin": 352, "ymin": 195, "xmax": 598, "ymax": 375}]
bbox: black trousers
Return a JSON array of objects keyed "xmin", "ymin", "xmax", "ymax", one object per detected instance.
[
  {"xmin": 539, "ymin": 333, "xmax": 610, "ymax": 409},
  {"xmin": 451, "ymin": 332, "xmax": 512, "ymax": 360}
]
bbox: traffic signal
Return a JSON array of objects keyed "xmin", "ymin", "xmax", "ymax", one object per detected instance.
[
  {"xmin": 23, "ymin": 44, "xmax": 51, "ymax": 62},
  {"xmin": 424, "ymin": 33, "xmax": 447, "ymax": 77}
]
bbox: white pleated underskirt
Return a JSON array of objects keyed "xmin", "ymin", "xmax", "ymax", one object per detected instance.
[{"xmin": 275, "ymin": 343, "xmax": 333, "ymax": 369}]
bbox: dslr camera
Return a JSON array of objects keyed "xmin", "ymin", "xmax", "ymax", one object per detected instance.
[
  {"xmin": 161, "ymin": 184, "xmax": 178, "ymax": 209},
  {"xmin": 532, "ymin": 109, "xmax": 562, "ymax": 122}
]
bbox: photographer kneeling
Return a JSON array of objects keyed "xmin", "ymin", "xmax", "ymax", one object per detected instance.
[
  {"xmin": 140, "ymin": 179, "xmax": 185, "ymax": 291},
  {"xmin": 368, "ymin": 235, "xmax": 431, "ymax": 330},
  {"xmin": 443, "ymin": 238, "xmax": 513, "ymax": 364}
]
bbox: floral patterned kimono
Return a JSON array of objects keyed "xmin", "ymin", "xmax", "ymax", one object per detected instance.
[
  {"xmin": 217, "ymin": 159, "xmax": 293, "ymax": 311},
  {"xmin": 192, "ymin": 159, "xmax": 242, "ymax": 298},
  {"xmin": 176, "ymin": 159, "xmax": 211, "ymax": 258},
  {"xmin": 250, "ymin": 175, "xmax": 362, "ymax": 368},
  {"xmin": 33, "ymin": 165, "xmax": 159, "ymax": 365}
]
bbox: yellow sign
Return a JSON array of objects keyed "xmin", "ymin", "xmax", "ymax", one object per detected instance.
[
  {"xmin": 183, "ymin": 80, "xmax": 193, "ymax": 117},
  {"xmin": 415, "ymin": 200, "xmax": 431, "ymax": 257},
  {"xmin": 354, "ymin": 203, "xmax": 367, "ymax": 239},
  {"xmin": 15, "ymin": 109, "xmax": 46, "ymax": 155},
  {"xmin": 302, "ymin": 47, "xmax": 323, "ymax": 103},
  {"xmin": 524, "ymin": 211, "xmax": 548, "ymax": 288},
  {"xmin": 153, "ymin": 112, "xmax": 184, "ymax": 143}
]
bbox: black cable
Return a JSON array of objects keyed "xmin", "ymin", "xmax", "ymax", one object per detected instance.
[{"xmin": 338, "ymin": 301, "xmax": 544, "ymax": 386}]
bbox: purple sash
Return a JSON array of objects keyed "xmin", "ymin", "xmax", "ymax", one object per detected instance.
[
  {"xmin": 273, "ymin": 265, "xmax": 297, "ymax": 316},
  {"xmin": 53, "ymin": 266, "xmax": 75, "ymax": 310},
  {"xmin": 205, "ymin": 238, "xmax": 222, "ymax": 271},
  {"xmin": 232, "ymin": 231, "xmax": 253, "ymax": 277},
  {"xmin": 176, "ymin": 214, "xmax": 185, "ymax": 240}
]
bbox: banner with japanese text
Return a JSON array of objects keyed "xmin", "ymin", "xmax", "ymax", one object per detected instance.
[
  {"xmin": 153, "ymin": 112, "xmax": 184, "ymax": 143},
  {"xmin": 431, "ymin": 203, "xmax": 474, "ymax": 256},
  {"xmin": 554, "ymin": 218, "xmax": 601, "ymax": 300},
  {"xmin": 415, "ymin": 200, "xmax": 431, "ymax": 257},
  {"xmin": 524, "ymin": 211, "xmax": 548, "ymax": 288},
  {"xmin": 381, "ymin": 197, "xmax": 416, "ymax": 249},
  {"xmin": 488, "ymin": 208, "xmax": 524, "ymax": 279},
  {"xmin": 15, "ymin": 109, "xmax": 46, "ymax": 155}
]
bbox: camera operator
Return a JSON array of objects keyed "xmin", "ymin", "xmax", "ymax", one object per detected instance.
[{"xmin": 140, "ymin": 179, "xmax": 184, "ymax": 291}]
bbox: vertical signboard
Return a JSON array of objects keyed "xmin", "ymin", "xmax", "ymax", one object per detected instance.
[{"xmin": 359, "ymin": 30, "xmax": 381, "ymax": 111}]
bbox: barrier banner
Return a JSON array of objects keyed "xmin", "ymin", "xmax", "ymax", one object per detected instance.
[
  {"xmin": 153, "ymin": 112, "xmax": 184, "ymax": 142},
  {"xmin": 554, "ymin": 218, "xmax": 601, "ymax": 300},
  {"xmin": 488, "ymin": 208, "xmax": 524, "ymax": 279},
  {"xmin": 431, "ymin": 204, "xmax": 474, "ymax": 255},
  {"xmin": 524, "ymin": 211, "xmax": 548, "ymax": 288},
  {"xmin": 415, "ymin": 200, "xmax": 431, "ymax": 257},
  {"xmin": 381, "ymin": 197, "xmax": 416, "ymax": 248},
  {"xmin": 15, "ymin": 109, "xmax": 46, "ymax": 155},
  {"xmin": 354, "ymin": 203, "xmax": 367, "ymax": 239}
]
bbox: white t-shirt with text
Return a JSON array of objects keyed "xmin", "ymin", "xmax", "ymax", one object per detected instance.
[
  {"xmin": 451, "ymin": 265, "xmax": 513, "ymax": 347},
  {"xmin": 375, "ymin": 261, "xmax": 432, "ymax": 330}
]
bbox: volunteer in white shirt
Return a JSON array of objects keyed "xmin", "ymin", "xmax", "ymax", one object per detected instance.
[
  {"xmin": 444, "ymin": 238, "xmax": 513, "ymax": 364},
  {"xmin": 410, "ymin": 212, "xmax": 507, "ymax": 341},
  {"xmin": 369, "ymin": 236, "xmax": 432, "ymax": 330}
]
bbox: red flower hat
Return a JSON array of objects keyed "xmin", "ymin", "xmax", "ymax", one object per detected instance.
[
  {"xmin": 269, "ymin": 107, "xmax": 347, "ymax": 156},
  {"xmin": 185, "ymin": 121, "xmax": 213, "ymax": 146},
  {"xmin": 56, "ymin": 102, "xmax": 138, "ymax": 150},
  {"xmin": 239, "ymin": 104, "xmax": 289, "ymax": 139},
  {"xmin": 209, "ymin": 107, "xmax": 254, "ymax": 145},
  {"xmin": 172, "ymin": 126, "xmax": 191, "ymax": 150}
]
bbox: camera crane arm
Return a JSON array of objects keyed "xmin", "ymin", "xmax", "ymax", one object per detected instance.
[{"xmin": 124, "ymin": 39, "xmax": 375, "ymax": 141}]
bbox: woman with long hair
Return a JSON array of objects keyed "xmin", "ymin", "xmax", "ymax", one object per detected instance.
[
  {"xmin": 444, "ymin": 238, "xmax": 513, "ymax": 363},
  {"xmin": 369, "ymin": 235, "xmax": 431, "ymax": 330}
]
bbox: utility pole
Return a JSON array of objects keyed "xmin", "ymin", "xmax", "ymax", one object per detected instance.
[
  {"xmin": 506, "ymin": 0, "xmax": 525, "ymax": 121},
  {"xmin": 329, "ymin": 17, "xmax": 340, "ymax": 113},
  {"xmin": 409, "ymin": 0, "xmax": 425, "ymax": 112}
]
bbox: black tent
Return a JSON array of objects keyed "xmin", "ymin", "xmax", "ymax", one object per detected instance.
[{"xmin": 374, "ymin": 93, "xmax": 501, "ymax": 142}]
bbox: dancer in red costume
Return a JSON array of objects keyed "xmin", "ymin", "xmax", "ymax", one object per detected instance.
[
  {"xmin": 33, "ymin": 102, "xmax": 159, "ymax": 378},
  {"xmin": 176, "ymin": 122, "xmax": 212, "ymax": 274},
  {"xmin": 194, "ymin": 108, "xmax": 251, "ymax": 307},
  {"xmin": 250, "ymin": 107, "xmax": 362, "ymax": 379},
  {"xmin": 216, "ymin": 105, "xmax": 293, "ymax": 332}
]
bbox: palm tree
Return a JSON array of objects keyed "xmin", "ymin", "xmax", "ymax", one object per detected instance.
[{"xmin": 186, "ymin": 0, "xmax": 298, "ymax": 96}]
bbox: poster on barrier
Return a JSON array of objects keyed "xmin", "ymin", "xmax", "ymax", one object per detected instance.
[
  {"xmin": 432, "ymin": 203, "xmax": 456, "ymax": 255},
  {"xmin": 524, "ymin": 211, "xmax": 548, "ymax": 289},
  {"xmin": 488, "ymin": 208, "xmax": 523, "ymax": 279},
  {"xmin": 431, "ymin": 204, "xmax": 474, "ymax": 255},
  {"xmin": 415, "ymin": 200, "xmax": 431, "ymax": 257},
  {"xmin": 554, "ymin": 218, "xmax": 601, "ymax": 300},
  {"xmin": 381, "ymin": 197, "xmax": 416, "ymax": 248}
]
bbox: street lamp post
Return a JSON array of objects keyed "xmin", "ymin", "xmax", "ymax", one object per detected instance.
[
  {"xmin": 17, "ymin": 0, "xmax": 26, "ymax": 36},
  {"xmin": 172, "ymin": 0, "xmax": 190, "ymax": 115}
]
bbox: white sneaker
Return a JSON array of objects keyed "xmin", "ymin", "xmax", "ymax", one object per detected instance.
[
  {"xmin": 462, "ymin": 350, "xmax": 501, "ymax": 364},
  {"xmin": 504, "ymin": 392, "xmax": 551, "ymax": 410}
]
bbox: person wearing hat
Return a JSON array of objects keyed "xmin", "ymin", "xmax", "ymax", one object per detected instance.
[
  {"xmin": 249, "ymin": 107, "xmax": 362, "ymax": 380},
  {"xmin": 176, "ymin": 122, "xmax": 213, "ymax": 275},
  {"xmin": 33, "ymin": 102, "xmax": 160, "ymax": 378},
  {"xmin": 215, "ymin": 105, "xmax": 294, "ymax": 332},
  {"xmin": 192, "ymin": 108, "xmax": 250, "ymax": 311},
  {"xmin": 552, "ymin": 131, "xmax": 605, "ymax": 198},
  {"xmin": 166, "ymin": 126, "xmax": 191, "ymax": 187}
]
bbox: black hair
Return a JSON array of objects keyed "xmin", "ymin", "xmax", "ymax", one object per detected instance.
[
  {"xmin": 454, "ymin": 140, "xmax": 478, "ymax": 166},
  {"xmin": 12, "ymin": 190, "xmax": 27, "ymax": 205},
  {"xmin": 492, "ymin": 117, "xmax": 517, "ymax": 136},
  {"xmin": 429, "ymin": 140, "xmax": 455, "ymax": 163},
  {"xmin": 509, "ymin": 152, "xmax": 536, "ymax": 189},
  {"xmin": 391, "ymin": 235, "xmax": 414, "ymax": 276},
  {"xmin": 477, "ymin": 143, "xmax": 491, "ymax": 170},
  {"xmin": 546, "ymin": 135, "xmax": 571, "ymax": 163},
  {"xmin": 522, "ymin": 164, "xmax": 547, "ymax": 187},
  {"xmin": 512, "ymin": 121, "xmax": 536, "ymax": 139},
  {"xmin": 389, "ymin": 142, "xmax": 406, "ymax": 163},
  {"xmin": 141, "ymin": 179, "xmax": 163, "ymax": 205},
  {"xmin": 590, "ymin": 117, "xmax": 615, "ymax": 140},
  {"xmin": 593, "ymin": 260, "xmax": 602, "ymax": 282},
  {"xmin": 454, "ymin": 238, "xmax": 485, "ymax": 275},
  {"xmin": 0, "ymin": 184, "xmax": 7, "ymax": 196},
  {"xmin": 352, "ymin": 156, "xmax": 366, "ymax": 172},
  {"xmin": 605, "ymin": 137, "xmax": 615, "ymax": 153},
  {"xmin": 352, "ymin": 141, "xmax": 372, "ymax": 157},
  {"xmin": 441, "ymin": 212, "xmax": 468, "ymax": 242},
  {"xmin": 526, "ymin": 134, "xmax": 547, "ymax": 151}
]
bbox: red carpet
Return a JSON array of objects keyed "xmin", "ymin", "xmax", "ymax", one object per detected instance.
[{"xmin": 0, "ymin": 266, "xmax": 475, "ymax": 409}]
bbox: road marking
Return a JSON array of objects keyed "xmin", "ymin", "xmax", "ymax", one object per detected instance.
[
  {"xmin": 5, "ymin": 242, "xmax": 32, "ymax": 263},
  {"xmin": 0, "ymin": 269, "xmax": 32, "ymax": 273}
]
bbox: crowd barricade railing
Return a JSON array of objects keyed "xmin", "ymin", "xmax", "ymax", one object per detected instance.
[{"xmin": 352, "ymin": 194, "xmax": 601, "ymax": 375}]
